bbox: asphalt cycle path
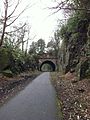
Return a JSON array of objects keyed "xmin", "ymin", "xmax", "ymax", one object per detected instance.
[{"xmin": 0, "ymin": 72, "xmax": 56, "ymax": 120}]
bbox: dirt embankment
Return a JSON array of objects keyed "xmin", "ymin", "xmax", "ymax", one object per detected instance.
[
  {"xmin": 51, "ymin": 72, "xmax": 90, "ymax": 120},
  {"xmin": 0, "ymin": 71, "xmax": 40, "ymax": 106}
]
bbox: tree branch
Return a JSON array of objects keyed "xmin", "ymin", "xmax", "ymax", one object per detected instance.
[
  {"xmin": 0, "ymin": 0, "xmax": 8, "ymax": 46},
  {"xmin": 6, "ymin": 4, "xmax": 31, "ymax": 27},
  {"xmin": 7, "ymin": 0, "xmax": 20, "ymax": 19},
  {"xmin": 5, "ymin": 23, "xmax": 26, "ymax": 34}
]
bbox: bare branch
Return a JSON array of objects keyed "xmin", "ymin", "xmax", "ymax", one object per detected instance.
[
  {"xmin": 49, "ymin": 7, "xmax": 90, "ymax": 16},
  {"xmin": 57, "ymin": 7, "xmax": 90, "ymax": 11},
  {"xmin": 6, "ymin": 4, "xmax": 31, "ymax": 27},
  {"xmin": 15, "ymin": 39, "xmax": 27, "ymax": 48},
  {"xmin": 5, "ymin": 23, "xmax": 26, "ymax": 34},
  {"xmin": 7, "ymin": 0, "xmax": 20, "ymax": 19},
  {"xmin": 48, "ymin": 0, "xmax": 90, "ymax": 16}
]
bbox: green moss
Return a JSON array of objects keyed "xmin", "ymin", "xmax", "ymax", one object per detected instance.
[
  {"xmin": 75, "ymin": 62, "xmax": 81, "ymax": 80},
  {"xmin": 56, "ymin": 96, "xmax": 63, "ymax": 120},
  {"xmin": 50, "ymin": 72, "xmax": 63, "ymax": 120},
  {"xmin": 85, "ymin": 68, "xmax": 90, "ymax": 78},
  {"xmin": 2, "ymin": 69, "xmax": 13, "ymax": 77}
]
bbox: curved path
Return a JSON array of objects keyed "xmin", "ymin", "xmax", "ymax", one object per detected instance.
[{"xmin": 0, "ymin": 72, "xmax": 56, "ymax": 120}]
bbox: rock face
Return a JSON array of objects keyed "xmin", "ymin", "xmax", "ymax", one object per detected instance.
[{"xmin": 61, "ymin": 19, "xmax": 90, "ymax": 80}]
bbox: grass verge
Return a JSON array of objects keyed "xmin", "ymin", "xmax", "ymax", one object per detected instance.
[{"xmin": 50, "ymin": 72, "xmax": 63, "ymax": 120}]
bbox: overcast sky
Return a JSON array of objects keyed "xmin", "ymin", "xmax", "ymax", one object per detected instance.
[
  {"xmin": 0, "ymin": 0, "xmax": 64, "ymax": 44},
  {"xmin": 19, "ymin": 0, "xmax": 64, "ymax": 44}
]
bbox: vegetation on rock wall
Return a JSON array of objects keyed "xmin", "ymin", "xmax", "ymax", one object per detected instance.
[{"xmin": 52, "ymin": 0, "xmax": 90, "ymax": 80}]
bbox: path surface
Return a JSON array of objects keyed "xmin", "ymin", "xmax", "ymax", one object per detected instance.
[{"xmin": 0, "ymin": 72, "xmax": 56, "ymax": 120}]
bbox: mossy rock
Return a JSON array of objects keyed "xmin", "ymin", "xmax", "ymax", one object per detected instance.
[
  {"xmin": 85, "ymin": 60, "xmax": 90, "ymax": 78},
  {"xmin": 75, "ymin": 59, "xmax": 90, "ymax": 80},
  {"xmin": 2, "ymin": 69, "xmax": 13, "ymax": 77},
  {"xmin": 75, "ymin": 62, "xmax": 81, "ymax": 80},
  {"xmin": 85, "ymin": 69, "xmax": 90, "ymax": 78}
]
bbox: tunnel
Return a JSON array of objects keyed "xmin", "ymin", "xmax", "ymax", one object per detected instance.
[{"xmin": 40, "ymin": 60, "xmax": 56, "ymax": 72}]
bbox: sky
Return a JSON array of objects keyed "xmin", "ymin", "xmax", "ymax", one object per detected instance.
[
  {"xmin": 19, "ymin": 0, "xmax": 64, "ymax": 44},
  {"xmin": 0, "ymin": 0, "xmax": 64, "ymax": 45}
]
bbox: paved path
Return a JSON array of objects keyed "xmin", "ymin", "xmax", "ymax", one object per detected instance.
[{"xmin": 0, "ymin": 72, "xmax": 56, "ymax": 120}]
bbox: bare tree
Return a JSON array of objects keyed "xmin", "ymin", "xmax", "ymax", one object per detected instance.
[
  {"xmin": 25, "ymin": 25, "xmax": 31, "ymax": 54},
  {"xmin": 0, "ymin": 0, "xmax": 8, "ymax": 46},
  {"xmin": 10, "ymin": 22, "xmax": 30, "ymax": 50},
  {"xmin": 0, "ymin": 0, "xmax": 29, "ymax": 47},
  {"xmin": 49, "ymin": 0, "xmax": 90, "ymax": 16}
]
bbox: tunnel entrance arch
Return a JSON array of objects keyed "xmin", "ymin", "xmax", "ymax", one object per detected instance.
[
  {"xmin": 40, "ymin": 60, "xmax": 56, "ymax": 71},
  {"xmin": 38, "ymin": 53, "xmax": 58, "ymax": 71}
]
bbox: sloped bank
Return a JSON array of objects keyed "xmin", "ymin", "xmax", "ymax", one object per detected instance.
[{"xmin": 51, "ymin": 72, "xmax": 90, "ymax": 120}]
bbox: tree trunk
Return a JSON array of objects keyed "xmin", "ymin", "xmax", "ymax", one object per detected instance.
[{"xmin": 0, "ymin": 0, "xmax": 8, "ymax": 47}]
